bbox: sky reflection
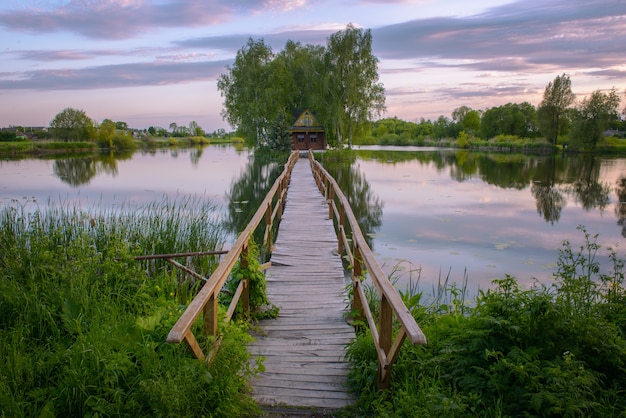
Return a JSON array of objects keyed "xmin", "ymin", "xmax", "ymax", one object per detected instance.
[
  {"xmin": 0, "ymin": 145, "xmax": 252, "ymax": 213},
  {"xmin": 355, "ymin": 153, "xmax": 626, "ymax": 298}
]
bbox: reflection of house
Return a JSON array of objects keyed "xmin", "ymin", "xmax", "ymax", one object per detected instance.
[{"xmin": 290, "ymin": 109, "xmax": 326, "ymax": 150}]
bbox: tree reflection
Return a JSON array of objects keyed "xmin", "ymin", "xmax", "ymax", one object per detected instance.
[
  {"xmin": 529, "ymin": 156, "xmax": 565, "ymax": 224},
  {"xmin": 190, "ymin": 146, "xmax": 204, "ymax": 166},
  {"xmin": 52, "ymin": 151, "xmax": 132, "ymax": 186},
  {"xmin": 318, "ymin": 152, "xmax": 383, "ymax": 248},
  {"xmin": 53, "ymin": 158, "xmax": 98, "ymax": 187},
  {"xmin": 616, "ymin": 177, "xmax": 626, "ymax": 238},
  {"xmin": 224, "ymin": 151, "xmax": 286, "ymax": 237},
  {"xmin": 531, "ymin": 181, "xmax": 565, "ymax": 224},
  {"xmin": 561, "ymin": 155, "xmax": 610, "ymax": 211}
]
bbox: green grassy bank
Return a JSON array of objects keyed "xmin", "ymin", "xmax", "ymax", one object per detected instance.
[
  {"xmin": 0, "ymin": 197, "xmax": 260, "ymax": 417},
  {"xmin": 346, "ymin": 227, "xmax": 626, "ymax": 417}
]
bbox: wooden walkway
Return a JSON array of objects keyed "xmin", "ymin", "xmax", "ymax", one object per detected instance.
[{"xmin": 248, "ymin": 157, "xmax": 355, "ymax": 410}]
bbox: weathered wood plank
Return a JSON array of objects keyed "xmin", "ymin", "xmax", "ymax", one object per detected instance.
[{"xmin": 248, "ymin": 157, "xmax": 355, "ymax": 410}]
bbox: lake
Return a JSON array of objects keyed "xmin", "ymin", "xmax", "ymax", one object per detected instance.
[{"xmin": 2, "ymin": 144, "xmax": 624, "ymax": 296}]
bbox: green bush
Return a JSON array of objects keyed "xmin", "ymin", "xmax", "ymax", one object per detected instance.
[
  {"xmin": 346, "ymin": 226, "xmax": 626, "ymax": 417},
  {"xmin": 0, "ymin": 198, "xmax": 261, "ymax": 417},
  {"xmin": 0, "ymin": 131, "xmax": 19, "ymax": 142}
]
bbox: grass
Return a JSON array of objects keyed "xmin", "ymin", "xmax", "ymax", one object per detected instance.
[
  {"xmin": 345, "ymin": 226, "xmax": 626, "ymax": 417},
  {"xmin": 0, "ymin": 196, "xmax": 262, "ymax": 417}
]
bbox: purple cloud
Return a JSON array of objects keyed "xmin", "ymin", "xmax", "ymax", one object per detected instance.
[
  {"xmin": 0, "ymin": 59, "xmax": 230, "ymax": 90},
  {"xmin": 0, "ymin": 0, "xmax": 233, "ymax": 40}
]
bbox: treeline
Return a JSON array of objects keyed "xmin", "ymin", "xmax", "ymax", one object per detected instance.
[
  {"xmin": 1, "ymin": 107, "xmax": 236, "ymax": 151},
  {"xmin": 364, "ymin": 74, "xmax": 625, "ymax": 151}
]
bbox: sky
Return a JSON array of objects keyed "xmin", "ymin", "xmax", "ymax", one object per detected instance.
[{"xmin": 1, "ymin": 0, "xmax": 625, "ymax": 132}]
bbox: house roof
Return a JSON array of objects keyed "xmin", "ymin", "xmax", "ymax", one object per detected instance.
[{"xmin": 291, "ymin": 109, "xmax": 324, "ymax": 131}]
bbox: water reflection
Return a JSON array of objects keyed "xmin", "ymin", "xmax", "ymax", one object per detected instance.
[
  {"xmin": 354, "ymin": 149, "xmax": 616, "ymax": 224},
  {"xmin": 316, "ymin": 152, "xmax": 384, "ymax": 249},
  {"xmin": 224, "ymin": 151, "xmax": 287, "ymax": 238},
  {"xmin": 52, "ymin": 151, "xmax": 133, "ymax": 186},
  {"xmin": 617, "ymin": 177, "xmax": 626, "ymax": 238},
  {"xmin": 325, "ymin": 147, "xmax": 625, "ymax": 293}
]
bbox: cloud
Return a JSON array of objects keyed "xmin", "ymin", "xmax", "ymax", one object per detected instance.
[
  {"xmin": 372, "ymin": 0, "xmax": 626, "ymax": 73},
  {"xmin": 175, "ymin": 28, "xmax": 334, "ymax": 52},
  {"xmin": 12, "ymin": 49, "xmax": 121, "ymax": 61},
  {"xmin": 0, "ymin": 59, "xmax": 231, "ymax": 90},
  {"xmin": 0, "ymin": 0, "xmax": 234, "ymax": 39}
]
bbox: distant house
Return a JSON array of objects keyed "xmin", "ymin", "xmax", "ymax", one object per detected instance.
[
  {"xmin": 290, "ymin": 109, "xmax": 326, "ymax": 150},
  {"xmin": 603, "ymin": 129, "xmax": 625, "ymax": 138}
]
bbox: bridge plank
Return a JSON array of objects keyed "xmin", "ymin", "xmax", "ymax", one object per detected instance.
[{"xmin": 248, "ymin": 157, "xmax": 355, "ymax": 410}]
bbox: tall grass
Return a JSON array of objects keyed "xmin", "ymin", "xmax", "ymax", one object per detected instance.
[
  {"xmin": 0, "ymin": 197, "xmax": 261, "ymax": 417},
  {"xmin": 346, "ymin": 227, "xmax": 626, "ymax": 417}
]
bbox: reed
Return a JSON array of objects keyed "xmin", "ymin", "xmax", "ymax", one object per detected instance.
[{"xmin": 0, "ymin": 196, "xmax": 260, "ymax": 417}]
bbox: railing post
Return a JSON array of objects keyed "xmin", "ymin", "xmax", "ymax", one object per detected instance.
[
  {"xmin": 240, "ymin": 241, "xmax": 250, "ymax": 320},
  {"xmin": 337, "ymin": 203, "xmax": 345, "ymax": 256},
  {"xmin": 328, "ymin": 185, "xmax": 334, "ymax": 220},
  {"xmin": 265, "ymin": 201, "xmax": 272, "ymax": 252},
  {"xmin": 203, "ymin": 291, "xmax": 218, "ymax": 337},
  {"xmin": 352, "ymin": 245, "xmax": 365, "ymax": 329},
  {"xmin": 377, "ymin": 294, "xmax": 393, "ymax": 390}
]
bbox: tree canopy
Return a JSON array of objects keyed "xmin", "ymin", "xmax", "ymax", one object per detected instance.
[
  {"xmin": 570, "ymin": 88, "xmax": 621, "ymax": 151},
  {"xmin": 50, "ymin": 107, "xmax": 95, "ymax": 142},
  {"xmin": 217, "ymin": 24, "xmax": 386, "ymax": 147},
  {"xmin": 537, "ymin": 74, "xmax": 576, "ymax": 144}
]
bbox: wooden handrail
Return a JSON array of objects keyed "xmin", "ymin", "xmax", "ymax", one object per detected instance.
[
  {"xmin": 308, "ymin": 151, "xmax": 427, "ymax": 390},
  {"xmin": 166, "ymin": 151, "xmax": 299, "ymax": 360}
]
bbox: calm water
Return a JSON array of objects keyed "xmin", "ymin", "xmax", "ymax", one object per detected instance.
[
  {"xmin": 321, "ymin": 146, "xmax": 626, "ymax": 295},
  {"xmin": 1, "ymin": 144, "xmax": 625, "ymax": 295},
  {"xmin": 0, "ymin": 145, "xmax": 253, "ymax": 212}
]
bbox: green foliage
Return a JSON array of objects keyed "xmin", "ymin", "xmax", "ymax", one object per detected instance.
[
  {"xmin": 456, "ymin": 130, "xmax": 469, "ymax": 148},
  {"xmin": 537, "ymin": 74, "xmax": 576, "ymax": 144},
  {"xmin": 346, "ymin": 227, "xmax": 626, "ymax": 417},
  {"xmin": 569, "ymin": 88, "xmax": 622, "ymax": 152},
  {"xmin": 480, "ymin": 102, "xmax": 538, "ymax": 139},
  {"xmin": 0, "ymin": 197, "xmax": 261, "ymax": 417},
  {"xmin": 50, "ymin": 107, "xmax": 96, "ymax": 142},
  {"xmin": 224, "ymin": 240, "xmax": 278, "ymax": 320},
  {"xmin": 0, "ymin": 131, "xmax": 19, "ymax": 142},
  {"xmin": 217, "ymin": 24, "xmax": 385, "ymax": 147},
  {"xmin": 266, "ymin": 113, "xmax": 293, "ymax": 153}
]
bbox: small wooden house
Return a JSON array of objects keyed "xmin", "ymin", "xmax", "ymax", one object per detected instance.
[{"xmin": 290, "ymin": 109, "xmax": 326, "ymax": 150}]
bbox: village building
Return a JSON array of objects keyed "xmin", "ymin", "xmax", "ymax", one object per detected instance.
[{"xmin": 290, "ymin": 109, "xmax": 326, "ymax": 150}]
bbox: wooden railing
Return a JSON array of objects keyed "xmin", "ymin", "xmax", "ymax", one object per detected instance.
[
  {"xmin": 308, "ymin": 151, "xmax": 427, "ymax": 389},
  {"xmin": 166, "ymin": 151, "xmax": 299, "ymax": 360}
]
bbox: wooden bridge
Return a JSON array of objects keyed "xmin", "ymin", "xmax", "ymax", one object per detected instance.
[{"xmin": 165, "ymin": 151, "xmax": 426, "ymax": 412}]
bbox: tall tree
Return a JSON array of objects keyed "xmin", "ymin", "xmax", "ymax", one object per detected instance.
[
  {"xmin": 99, "ymin": 118, "xmax": 116, "ymax": 148},
  {"xmin": 570, "ymin": 88, "xmax": 621, "ymax": 151},
  {"xmin": 50, "ymin": 107, "xmax": 95, "ymax": 142},
  {"xmin": 537, "ymin": 74, "xmax": 576, "ymax": 144},
  {"xmin": 452, "ymin": 106, "xmax": 480, "ymax": 135},
  {"xmin": 217, "ymin": 38, "xmax": 274, "ymax": 146},
  {"xmin": 324, "ymin": 24, "xmax": 385, "ymax": 148}
]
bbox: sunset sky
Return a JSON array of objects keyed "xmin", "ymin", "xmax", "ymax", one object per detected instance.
[{"xmin": 1, "ymin": 0, "xmax": 625, "ymax": 132}]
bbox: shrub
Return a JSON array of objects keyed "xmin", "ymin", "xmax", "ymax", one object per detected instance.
[{"xmin": 346, "ymin": 227, "xmax": 626, "ymax": 417}]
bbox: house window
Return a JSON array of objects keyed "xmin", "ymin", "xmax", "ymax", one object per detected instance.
[
  {"xmin": 297, "ymin": 134, "xmax": 305, "ymax": 143},
  {"xmin": 310, "ymin": 135, "xmax": 317, "ymax": 142}
]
